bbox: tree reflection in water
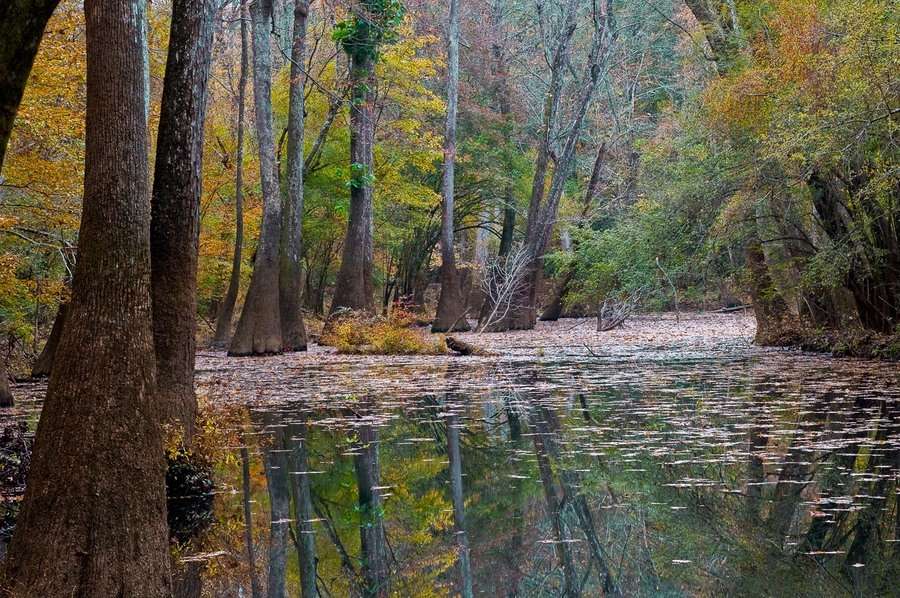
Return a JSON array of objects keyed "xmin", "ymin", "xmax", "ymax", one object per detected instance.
[{"xmin": 9, "ymin": 351, "xmax": 899, "ymax": 596}]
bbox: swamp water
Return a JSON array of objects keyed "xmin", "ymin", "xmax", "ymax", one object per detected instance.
[{"xmin": 5, "ymin": 318, "xmax": 900, "ymax": 596}]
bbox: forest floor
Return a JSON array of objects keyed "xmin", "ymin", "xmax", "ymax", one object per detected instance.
[
  {"xmin": 191, "ymin": 312, "xmax": 760, "ymax": 405},
  {"xmin": 204, "ymin": 310, "xmax": 756, "ymax": 361}
]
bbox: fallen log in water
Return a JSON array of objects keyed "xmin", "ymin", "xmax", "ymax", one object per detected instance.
[{"xmin": 446, "ymin": 336, "xmax": 487, "ymax": 356}]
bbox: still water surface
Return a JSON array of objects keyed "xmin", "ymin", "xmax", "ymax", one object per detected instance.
[{"xmin": 7, "ymin": 329, "xmax": 900, "ymax": 597}]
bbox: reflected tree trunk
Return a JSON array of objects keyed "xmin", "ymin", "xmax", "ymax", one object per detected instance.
[
  {"xmin": 844, "ymin": 404, "xmax": 894, "ymax": 573},
  {"xmin": 529, "ymin": 407, "xmax": 579, "ymax": 597},
  {"xmin": 262, "ymin": 415, "xmax": 291, "ymax": 598},
  {"xmin": 769, "ymin": 396, "xmax": 834, "ymax": 541},
  {"xmin": 744, "ymin": 398, "xmax": 768, "ymax": 518},
  {"xmin": 288, "ymin": 421, "xmax": 318, "ymax": 598},
  {"xmin": 537, "ymin": 403, "xmax": 620, "ymax": 596},
  {"xmin": 241, "ymin": 445, "xmax": 263, "ymax": 598},
  {"xmin": 447, "ymin": 412, "xmax": 474, "ymax": 597},
  {"xmin": 354, "ymin": 411, "xmax": 389, "ymax": 597}
]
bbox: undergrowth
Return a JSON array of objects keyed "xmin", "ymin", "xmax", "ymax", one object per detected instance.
[{"xmin": 322, "ymin": 309, "xmax": 448, "ymax": 355}]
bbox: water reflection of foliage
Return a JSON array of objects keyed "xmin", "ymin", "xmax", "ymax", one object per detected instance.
[{"xmin": 185, "ymin": 356, "xmax": 900, "ymax": 596}]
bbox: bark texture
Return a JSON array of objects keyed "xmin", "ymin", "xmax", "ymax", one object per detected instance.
[
  {"xmin": 279, "ymin": 0, "xmax": 310, "ymax": 351},
  {"xmin": 151, "ymin": 0, "xmax": 217, "ymax": 440},
  {"xmin": 230, "ymin": 0, "xmax": 284, "ymax": 355},
  {"xmin": 0, "ymin": 0, "xmax": 60, "ymax": 169},
  {"xmin": 1, "ymin": 2, "xmax": 171, "ymax": 594},
  {"xmin": 746, "ymin": 237, "xmax": 796, "ymax": 345},
  {"xmin": 808, "ymin": 171, "xmax": 900, "ymax": 333},
  {"xmin": 331, "ymin": 51, "xmax": 376, "ymax": 314},
  {"xmin": 0, "ymin": 358, "xmax": 12, "ymax": 408},
  {"xmin": 433, "ymin": 0, "xmax": 471, "ymax": 333},
  {"xmin": 30, "ymin": 302, "xmax": 66, "ymax": 378},
  {"xmin": 214, "ymin": 1, "xmax": 251, "ymax": 348}
]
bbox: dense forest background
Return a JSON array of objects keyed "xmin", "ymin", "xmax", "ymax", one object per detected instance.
[
  {"xmin": 0, "ymin": 0, "xmax": 897, "ymax": 595},
  {"xmin": 1, "ymin": 0, "xmax": 898, "ymax": 367}
]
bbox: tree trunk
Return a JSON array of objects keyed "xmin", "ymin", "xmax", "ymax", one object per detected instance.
[
  {"xmin": 279, "ymin": 0, "xmax": 310, "ymax": 351},
  {"xmin": 746, "ymin": 235, "xmax": 796, "ymax": 345},
  {"xmin": 808, "ymin": 171, "xmax": 900, "ymax": 333},
  {"xmin": 331, "ymin": 53, "xmax": 376, "ymax": 314},
  {"xmin": 541, "ymin": 143, "xmax": 606, "ymax": 322},
  {"xmin": 684, "ymin": 0, "xmax": 736, "ymax": 76},
  {"xmin": 477, "ymin": 4, "xmax": 515, "ymax": 325},
  {"xmin": 241, "ymin": 445, "xmax": 264, "ymax": 598},
  {"xmin": 540, "ymin": 269, "xmax": 574, "ymax": 322},
  {"xmin": 1, "ymin": 3, "xmax": 171, "ymax": 594},
  {"xmin": 30, "ymin": 302, "xmax": 66, "ymax": 377},
  {"xmin": 683, "ymin": 2, "xmax": 800, "ymax": 342},
  {"xmin": 151, "ymin": 0, "xmax": 217, "ymax": 441},
  {"xmin": 261, "ymin": 414, "xmax": 291, "ymax": 598},
  {"xmin": 489, "ymin": 0, "xmax": 610, "ymax": 331},
  {"xmin": 0, "ymin": 0, "xmax": 60, "ymax": 169},
  {"xmin": 288, "ymin": 421, "xmax": 318, "ymax": 598},
  {"xmin": 0, "ymin": 357, "xmax": 12, "ymax": 408},
  {"xmin": 354, "ymin": 412, "xmax": 389, "ymax": 597},
  {"xmin": 447, "ymin": 412, "xmax": 474, "ymax": 598},
  {"xmin": 230, "ymin": 0, "xmax": 284, "ymax": 355},
  {"xmin": 529, "ymin": 408, "xmax": 579, "ymax": 597},
  {"xmin": 433, "ymin": 0, "xmax": 471, "ymax": 333},
  {"xmin": 214, "ymin": 1, "xmax": 250, "ymax": 348}
]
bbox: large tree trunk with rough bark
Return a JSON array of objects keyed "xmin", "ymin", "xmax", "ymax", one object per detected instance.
[
  {"xmin": 1, "ymin": 3, "xmax": 171, "ymax": 594},
  {"xmin": 230, "ymin": 0, "xmax": 284, "ymax": 355},
  {"xmin": 151, "ymin": 0, "xmax": 217, "ymax": 441},
  {"xmin": 529, "ymin": 407, "xmax": 579, "ymax": 597},
  {"xmin": 279, "ymin": 0, "xmax": 310, "ymax": 351},
  {"xmin": 0, "ymin": 357, "xmax": 12, "ymax": 408},
  {"xmin": 0, "ymin": 0, "xmax": 59, "ymax": 169},
  {"xmin": 214, "ymin": 2, "xmax": 251, "ymax": 348},
  {"xmin": 30, "ymin": 302, "xmax": 66, "ymax": 377},
  {"xmin": 331, "ymin": 53, "xmax": 376, "ymax": 314},
  {"xmin": 433, "ymin": 0, "xmax": 471, "ymax": 333}
]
